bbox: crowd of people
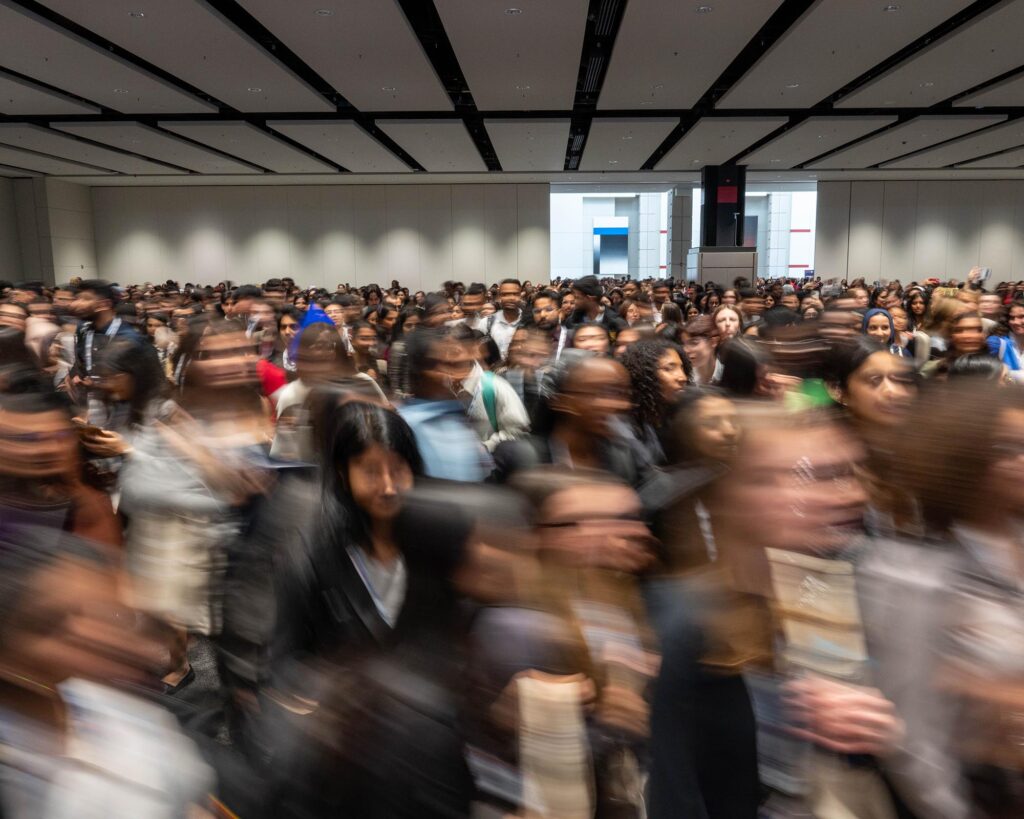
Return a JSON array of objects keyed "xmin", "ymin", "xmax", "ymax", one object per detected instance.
[{"xmin": 1, "ymin": 267, "xmax": 1023, "ymax": 818}]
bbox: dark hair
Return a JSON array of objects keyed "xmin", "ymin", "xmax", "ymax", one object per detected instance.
[
  {"xmin": 532, "ymin": 289, "xmax": 559, "ymax": 306},
  {"xmin": 404, "ymin": 326, "xmax": 448, "ymax": 395},
  {"xmin": 499, "ymin": 278, "xmax": 522, "ymax": 289},
  {"xmin": 948, "ymin": 353, "xmax": 1005, "ymax": 382},
  {"xmin": 78, "ymin": 279, "xmax": 116, "ymax": 304},
  {"xmin": 394, "ymin": 306, "xmax": 423, "ymax": 338},
  {"xmin": 319, "ymin": 401, "xmax": 423, "ymax": 553},
  {"xmin": 466, "ymin": 283, "xmax": 487, "ymax": 297},
  {"xmin": 825, "ymin": 336, "xmax": 890, "ymax": 388},
  {"xmin": 660, "ymin": 302, "xmax": 683, "ymax": 325},
  {"xmin": 233, "ymin": 284, "xmax": 262, "ymax": 301},
  {"xmin": 621, "ymin": 338, "xmax": 691, "ymax": 430},
  {"xmin": 94, "ymin": 339, "xmax": 166, "ymax": 425},
  {"xmin": 683, "ymin": 315, "xmax": 716, "ymax": 339},
  {"xmin": 277, "ymin": 305, "xmax": 302, "ymax": 329},
  {"xmin": 716, "ymin": 337, "xmax": 770, "ymax": 397}
]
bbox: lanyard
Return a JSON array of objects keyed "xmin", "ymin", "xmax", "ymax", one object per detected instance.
[{"xmin": 83, "ymin": 318, "xmax": 121, "ymax": 373}]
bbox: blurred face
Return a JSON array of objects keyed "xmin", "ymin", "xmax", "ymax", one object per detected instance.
[
  {"xmin": 353, "ymin": 327, "xmax": 378, "ymax": 356},
  {"xmin": 851, "ymin": 288, "xmax": 870, "ymax": 309},
  {"xmin": 53, "ymin": 289, "xmax": 75, "ymax": 308},
  {"xmin": 0, "ymin": 304, "xmax": 27, "ymax": 332},
  {"xmin": 950, "ymin": 315, "xmax": 985, "ymax": 354},
  {"xmin": 250, "ymin": 302, "xmax": 273, "ymax": 329},
  {"xmin": 144, "ymin": 317, "xmax": 164, "ymax": 337},
  {"xmin": 843, "ymin": 351, "xmax": 915, "ymax": 427},
  {"xmin": 819, "ymin": 310, "xmax": 861, "ymax": 341},
  {"xmin": 72, "ymin": 290, "xmax": 108, "ymax": 321},
  {"xmin": 379, "ymin": 310, "xmax": 397, "ymax": 332},
  {"xmin": 623, "ymin": 282, "xmax": 639, "ymax": 300},
  {"xmin": 498, "ymin": 283, "xmax": 521, "ymax": 312},
  {"xmin": 294, "ymin": 296, "xmax": 308, "ymax": 310},
  {"xmin": 781, "ymin": 294, "xmax": 799, "ymax": 311},
  {"xmin": 692, "ymin": 396, "xmax": 738, "ymax": 462},
  {"xmin": 560, "ymin": 292, "xmax": 575, "ymax": 319},
  {"xmin": 624, "ymin": 303, "xmax": 640, "ymax": 324},
  {"xmin": 0, "ymin": 408, "xmax": 76, "ymax": 479},
  {"xmin": 532, "ymin": 296, "xmax": 558, "ymax": 330},
  {"xmin": 722, "ymin": 421, "xmax": 867, "ymax": 555},
  {"xmin": 508, "ymin": 331, "xmax": 551, "ymax": 372},
  {"xmin": 656, "ymin": 348, "xmax": 688, "ymax": 404},
  {"xmin": 865, "ymin": 313, "xmax": 892, "ymax": 344},
  {"xmin": 90, "ymin": 369, "xmax": 134, "ymax": 402},
  {"xmin": 653, "ymin": 286, "xmax": 670, "ymax": 305},
  {"xmin": 985, "ymin": 408, "xmax": 1024, "ymax": 512},
  {"xmin": 573, "ymin": 325, "xmax": 609, "ymax": 355},
  {"xmin": 557, "ymin": 358, "xmax": 631, "ymax": 438},
  {"xmin": 889, "ymin": 307, "xmax": 908, "ymax": 333},
  {"xmin": 714, "ymin": 307, "xmax": 740, "ymax": 340},
  {"xmin": 324, "ymin": 303, "xmax": 344, "ymax": 325},
  {"xmin": 172, "ymin": 308, "xmax": 193, "ymax": 336},
  {"xmin": 682, "ymin": 332, "xmax": 715, "ymax": 370},
  {"xmin": 1009, "ymin": 305, "xmax": 1024, "ymax": 337},
  {"xmin": 722, "ymin": 289, "xmax": 738, "ymax": 306},
  {"xmin": 421, "ymin": 337, "xmax": 474, "ymax": 397},
  {"xmin": 909, "ymin": 295, "xmax": 925, "ymax": 317},
  {"xmin": 974, "ymin": 296, "xmax": 999, "ymax": 317},
  {"xmin": 346, "ymin": 443, "xmax": 414, "ymax": 524},
  {"xmin": 741, "ymin": 295, "xmax": 765, "ymax": 316},
  {"xmin": 189, "ymin": 329, "xmax": 258, "ymax": 389},
  {"xmin": 279, "ymin": 315, "xmax": 299, "ymax": 346},
  {"xmin": 462, "ymin": 292, "xmax": 485, "ymax": 316},
  {"xmin": 613, "ymin": 328, "xmax": 641, "ymax": 359}
]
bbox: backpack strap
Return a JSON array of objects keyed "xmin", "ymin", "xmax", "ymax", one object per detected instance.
[{"xmin": 481, "ymin": 371, "xmax": 498, "ymax": 432}]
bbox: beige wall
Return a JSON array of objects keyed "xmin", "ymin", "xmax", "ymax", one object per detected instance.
[
  {"xmin": 815, "ymin": 179, "xmax": 1024, "ymax": 283},
  {"xmin": 0, "ymin": 179, "xmax": 21, "ymax": 282},
  {"xmin": 13, "ymin": 178, "xmax": 97, "ymax": 286},
  {"xmin": 91, "ymin": 183, "xmax": 550, "ymax": 290}
]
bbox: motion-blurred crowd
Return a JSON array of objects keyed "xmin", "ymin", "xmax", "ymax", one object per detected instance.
[{"xmin": 1, "ymin": 269, "xmax": 1022, "ymax": 818}]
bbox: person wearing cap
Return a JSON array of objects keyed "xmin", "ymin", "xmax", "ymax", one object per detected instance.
[{"xmin": 570, "ymin": 275, "xmax": 625, "ymax": 336}]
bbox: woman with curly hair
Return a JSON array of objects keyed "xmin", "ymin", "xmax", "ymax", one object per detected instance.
[{"xmin": 620, "ymin": 338, "xmax": 692, "ymax": 467}]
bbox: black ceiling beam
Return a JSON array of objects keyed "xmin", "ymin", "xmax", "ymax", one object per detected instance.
[
  {"xmin": 641, "ymin": 0, "xmax": 817, "ymax": 170},
  {"xmin": 564, "ymin": 0, "xmax": 629, "ymax": 171},
  {"xmin": 394, "ymin": 0, "xmax": 500, "ymax": 171},
  {"xmin": 821, "ymin": 0, "xmax": 1006, "ymax": 108}
]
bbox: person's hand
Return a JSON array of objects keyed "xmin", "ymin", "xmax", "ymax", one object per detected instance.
[
  {"xmin": 596, "ymin": 683, "xmax": 649, "ymax": 740},
  {"xmin": 785, "ymin": 676, "xmax": 904, "ymax": 755},
  {"xmin": 80, "ymin": 428, "xmax": 131, "ymax": 457}
]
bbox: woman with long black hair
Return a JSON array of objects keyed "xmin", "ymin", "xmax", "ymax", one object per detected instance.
[{"xmin": 620, "ymin": 338, "xmax": 691, "ymax": 467}]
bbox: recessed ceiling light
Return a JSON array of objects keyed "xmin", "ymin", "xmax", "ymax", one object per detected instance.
[
  {"xmin": 515, "ymin": 84, "xmax": 530, "ymax": 91},
  {"xmin": 883, "ymin": 100, "xmax": 895, "ymax": 105},
  {"xmin": 314, "ymin": 8, "xmax": 333, "ymax": 15},
  {"xmin": 113, "ymin": 88, "xmax": 129, "ymax": 94},
  {"xmin": 129, "ymin": 11, "xmax": 145, "ymax": 18},
  {"xmin": 639, "ymin": 100, "xmax": 654, "ymax": 106},
  {"xmin": 608, "ymin": 160, "xmax": 619, "ymax": 165},
  {"xmin": 652, "ymin": 84, "xmax": 664, "ymax": 90},
  {"xmin": 920, "ymin": 81, "xmax": 934, "ymax": 87},
  {"xmin": 505, "ymin": 7, "xmax": 522, "ymax": 14},
  {"xmin": 248, "ymin": 87, "xmax": 262, "ymax": 92},
  {"xmin": 695, "ymin": 5, "xmax": 713, "ymax": 12},
  {"xmin": 785, "ymin": 83, "xmax": 800, "ymax": 88},
  {"xmin": 882, "ymin": 4, "xmax": 899, "ymax": 10},
  {"xmin": 621, "ymin": 135, "xmax": 633, "ymax": 140},
  {"xmin": 692, "ymin": 159, "xmax": 702, "ymax": 164},
  {"xmin": 770, "ymin": 159, "xmax": 781, "ymax": 163},
  {"xmin": 381, "ymin": 86, "xmax": 397, "ymax": 92}
]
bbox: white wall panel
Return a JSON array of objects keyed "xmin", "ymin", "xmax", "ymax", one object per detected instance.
[
  {"xmin": 978, "ymin": 181, "xmax": 1016, "ymax": 282},
  {"xmin": 813, "ymin": 181, "xmax": 850, "ymax": 279},
  {"xmin": 913, "ymin": 181, "xmax": 950, "ymax": 280},
  {"xmin": 91, "ymin": 183, "xmax": 549, "ymax": 290},
  {"xmin": 1014, "ymin": 185, "xmax": 1024, "ymax": 281},
  {"xmin": 847, "ymin": 182, "xmax": 884, "ymax": 281},
  {"xmin": 880, "ymin": 182, "xmax": 917, "ymax": 282},
  {"xmin": 945, "ymin": 181, "xmax": 983, "ymax": 280}
]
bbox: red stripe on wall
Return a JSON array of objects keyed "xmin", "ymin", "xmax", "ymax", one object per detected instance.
[
  {"xmin": 790, "ymin": 228, "xmax": 811, "ymax": 233},
  {"xmin": 659, "ymin": 265, "xmax": 668, "ymax": 269},
  {"xmin": 788, "ymin": 264, "xmax": 809, "ymax": 268},
  {"xmin": 659, "ymin": 229, "xmax": 668, "ymax": 234}
]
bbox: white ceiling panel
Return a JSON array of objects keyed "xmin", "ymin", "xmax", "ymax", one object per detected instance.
[
  {"xmin": 267, "ymin": 121, "xmax": 410, "ymax": 173},
  {"xmin": 837, "ymin": 2, "xmax": 1024, "ymax": 109},
  {"xmin": 435, "ymin": 0, "xmax": 587, "ymax": 110},
  {"xmin": 39, "ymin": 0, "xmax": 331, "ymax": 113},
  {"xmin": 237, "ymin": 0, "xmax": 451, "ymax": 112},
  {"xmin": 375, "ymin": 120, "xmax": 486, "ymax": 172},
  {"xmin": 579, "ymin": 118, "xmax": 677, "ymax": 171},
  {"xmin": 807, "ymin": 115, "xmax": 1006, "ymax": 169},
  {"xmin": 485, "ymin": 119, "xmax": 569, "ymax": 171},
  {"xmin": 956, "ymin": 145, "xmax": 1024, "ymax": 169},
  {"xmin": 0, "ymin": 1, "xmax": 212, "ymax": 113},
  {"xmin": 602, "ymin": 0, "xmax": 784, "ymax": 110},
  {"xmin": 0, "ymin": 124, "xmax": 185, "ymax": 174},
  {"xmin": 955, "ymin": 71, "xmax": 1024, "ymax": 108},
  {"xmin": 0, "ymin": 73, "xmax": 99, "ymax": 115},
  {"xmin": 52, "ymin": 122, "xmax": 261, "ymax": 174},
  {"xmin": 719, "ymin": 0, "xmax": 970, "ymax": 109},
  {"xmin": 0, "ymin": 144, "xmax": 114, "ymax": 175},
  {"xmin": 160, "ymin": 122, "xmax": 335, "ymax": 173},
  {"xmin": 741, "ymin": 117, "xmax": 896, "ymax": 168},
  {"xmin": 657, "ymin": 117, "xmax": 788, "ymax": 170},
  {"xmin": 882, "ymin": 118, "xmax": 1024, "ymax": 168}
]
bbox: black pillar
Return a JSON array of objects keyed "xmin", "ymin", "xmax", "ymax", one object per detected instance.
[{"xmin": 700, "ymin": 165, "xmax": 746, "ymax": 247}]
